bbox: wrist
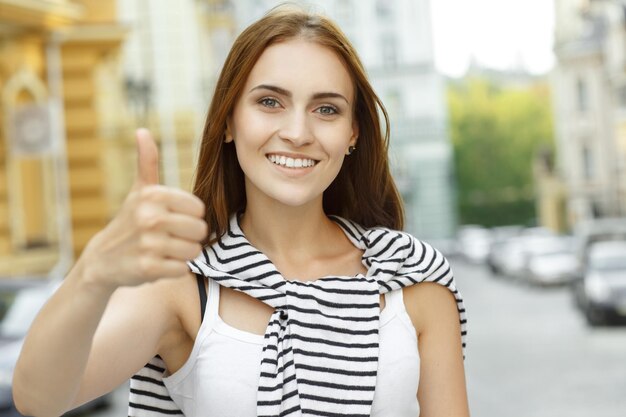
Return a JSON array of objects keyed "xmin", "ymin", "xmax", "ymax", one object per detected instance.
[{"xmin": 71, "ymin": 236, "xmax": 118, "ymax": 298}]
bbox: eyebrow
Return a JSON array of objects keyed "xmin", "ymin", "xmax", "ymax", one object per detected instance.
[{"xmin": 249, "ymin": 84, "xmax": 350, "ymax": 104}]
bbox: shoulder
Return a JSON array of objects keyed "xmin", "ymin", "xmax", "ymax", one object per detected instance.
[
  {"xmin": 387, "ymin": 233, "xmax": 460, "ymax": 335},
  {"xmin": 402, "ymin": 282, "xmax": 461, "ymax": 335}
]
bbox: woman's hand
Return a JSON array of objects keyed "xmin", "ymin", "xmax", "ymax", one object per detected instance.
[{"xmin": 81, "ymin": 128, "xmax": 207, "ymax": 290}]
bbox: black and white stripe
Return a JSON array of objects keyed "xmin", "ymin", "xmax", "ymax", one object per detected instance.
[
  {"xmin": 129, "ymin": 214, "xmax": 467, "ymax": 416},
  {"xmin": 128, "ymin": 356, "xmax": 184, "ymax": 416}
]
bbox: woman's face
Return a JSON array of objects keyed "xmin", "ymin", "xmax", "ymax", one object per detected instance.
[{"xmin": 227, "ymin": 38, "xmax": 358, "ymax": 209}]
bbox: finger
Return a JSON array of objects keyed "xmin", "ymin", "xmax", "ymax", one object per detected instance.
[
  {"xmin": 164, "ymin": 189, "xmax": 205, "ymax": 218},
  {"xmin": 135, "ymin": 128, "xmax": 159, "ymax": 187},
  {"xmin": 138, "ymin": 256, "xmax": 190, "ymax": 280},
  {"xmin": 139, "ymin": 186, "xmax": 205, "ymax": 218},
  {"xmin": 162, "ymin": 213, "xmax": 208, "ymax": 242},
  {"xmin": 162, "ymin": 237, "xmax": 203, "ymax": 261}
]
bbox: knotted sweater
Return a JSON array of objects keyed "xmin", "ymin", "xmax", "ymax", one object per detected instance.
[{"xmin": 128, "ymin": 213, "xmax": 467, "ymax": 416}]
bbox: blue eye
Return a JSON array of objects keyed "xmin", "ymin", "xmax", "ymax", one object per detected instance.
[
  {"xmin": 317, "ymin": 105, "xmax": 338, "ymax": 115},
  {"xmin": 259, "ymin": 98, "xmax": 280, "ymax": 108}
]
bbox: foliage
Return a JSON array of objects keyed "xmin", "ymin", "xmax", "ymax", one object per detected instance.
[{"xmin": 447, "ymin": 76, "xmax": 554, "ymax": 227}]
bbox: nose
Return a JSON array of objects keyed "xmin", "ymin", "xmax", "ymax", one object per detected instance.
[{"xmin": 278, "ymin": 109, "xmax": 313, "ymax": 147}]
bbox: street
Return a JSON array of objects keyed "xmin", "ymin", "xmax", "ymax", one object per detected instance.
[
  {"xmin": 88, "ymin": 259, "xmax": 626, "ymax": 417},
  {"xmin": 458, "ymin": 258, "xmax": 626, "ymax": 417}
]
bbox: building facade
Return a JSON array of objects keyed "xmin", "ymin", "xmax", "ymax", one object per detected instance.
[
  {"xmin": 552, "ymin": 0, "xmax": 626, "ymax": 226},
  {"xmin": 116, "ymin": 0, "xmax": 234, "ymax": 194},
  {"xmin": 0, "ymin": 0, "xmax": 128, "ymax": 277}
]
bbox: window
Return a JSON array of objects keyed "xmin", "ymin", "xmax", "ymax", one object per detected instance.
[
  {"xmin": 380, "ymin": 34, "xmax": 398, "ymax": 68},
  {"xmin": 582, "ymin": 145, "xmax": 594, "ymax": 181},
  {"xmin": 577, "ymin": 77, "xmax": 589, "ymax": 112}
]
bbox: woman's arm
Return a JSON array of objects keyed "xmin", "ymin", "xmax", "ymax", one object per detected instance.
[
  {"xmin": 12, "ymin": 260, "xmax": 187, "ymax": 417},
  {"xmin": 404, "ymin": 282, "xmax": 470, "ymax": 417},
  {"xmin": 12, "ymin": 129, "xmax": 206, "ymax": 417}
]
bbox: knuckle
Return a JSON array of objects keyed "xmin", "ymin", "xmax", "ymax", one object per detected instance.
[
  {"xmin": 138, "ymin": 234, "xmax": 159, "ymax": 253},
  {"xmin": 138, "ymin": 256, "xmax": 158, "ymax": 277},
  {"xmin": 136, "ymin": 210, "xmax": 164, "ymax": 231},
  {"xmin": 139, "ymin": 185, "xmax": 162, "ymax": 202}
]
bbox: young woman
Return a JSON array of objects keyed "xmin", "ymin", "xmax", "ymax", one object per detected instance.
[{"xmin": 13, "ymin": 5, "xmax": 469, "ymax": 417}]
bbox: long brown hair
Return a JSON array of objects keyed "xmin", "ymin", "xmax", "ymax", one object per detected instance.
[{"xmin": 192, "ymin": 4, "xmax": 404, "ymax": 244}]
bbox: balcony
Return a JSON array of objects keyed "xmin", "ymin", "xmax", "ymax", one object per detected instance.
[{"xmin": 0, "ymin": 0, "xmax": 83, "ymax": 30}]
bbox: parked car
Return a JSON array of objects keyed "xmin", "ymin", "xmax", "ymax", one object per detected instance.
[
  {"xmin": 525, "ymin": 236, "xmax": 581, "ymax": 286},
  {"xmin": 496, "ymin": 235, "xmax": 539, "ymax": 279},
  {"xmin": 577, "ymin": 240, "xmax": 626, "ymax": 326},
  {"xmin": 493, "ymin": 233, "xmax": 569, "ymax": 282},
  {"xmin": 486, "ymin": 226, "xmax": 523, "ymax": 275},
  {"xmin": 457, "ymin": 225, "xmax": 492, "ymax": 263},
  {"xmin": 0, "ymin": 279, "xmax": 111, "ymax": 415},
  {"xmin": 574, "ymin": 217, "xmax": 626, "ymax": 256}
]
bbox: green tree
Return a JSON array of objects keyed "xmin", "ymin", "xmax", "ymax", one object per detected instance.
[{"xmin": 448, "ymin": 76, "xmax": 554, "ymax": 227}]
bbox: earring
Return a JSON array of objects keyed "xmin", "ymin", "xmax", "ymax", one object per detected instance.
[{"xmin": 347, "ymin": 145, "xmax": 356, "ymax": 155}]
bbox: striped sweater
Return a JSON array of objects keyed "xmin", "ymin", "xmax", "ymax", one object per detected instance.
[{"xmin": 129, "ymin": 214, "xmax": 467, "ymax": 416}]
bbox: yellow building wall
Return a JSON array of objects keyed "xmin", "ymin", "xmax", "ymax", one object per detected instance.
[
  {"xmin": 0, "ymin": 0, "xmax": 127, "ymax": 276},
  {"xmin": 0, "ymin": 109, "xmax": 7, "ymax": 256}
]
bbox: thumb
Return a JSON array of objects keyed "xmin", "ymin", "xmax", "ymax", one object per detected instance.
[{"xmin": 134, "ymin": 128, "xmax": 160, "ymax": 187}]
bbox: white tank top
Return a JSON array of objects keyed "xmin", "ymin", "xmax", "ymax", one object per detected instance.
[{"xmin": 161, "ymin": 278, "xmax": 420, "ymax": 416}]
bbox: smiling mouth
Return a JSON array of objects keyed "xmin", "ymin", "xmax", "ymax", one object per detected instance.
[{"xmin": 266, "ymin": 154, "xmax": 319, "ymax": 169}]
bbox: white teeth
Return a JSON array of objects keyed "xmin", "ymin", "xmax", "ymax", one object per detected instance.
[{"xmin": 267, "ymin": 154, "xmax": 317, "ymax": 169}]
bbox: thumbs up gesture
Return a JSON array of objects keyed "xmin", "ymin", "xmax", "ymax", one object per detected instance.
[{"xmin": 81, "ymin": 128, "xmax": 208, "ymax": 289}]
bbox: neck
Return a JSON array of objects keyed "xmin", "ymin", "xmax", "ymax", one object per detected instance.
[{"xmin": 239, "ymin": 199, "xmax": 340, "ymax": 263}]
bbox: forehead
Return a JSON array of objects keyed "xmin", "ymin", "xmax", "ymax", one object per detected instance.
[{"xmin": 244, "ymin": 39, "xmax": 355, "ymax": 99}]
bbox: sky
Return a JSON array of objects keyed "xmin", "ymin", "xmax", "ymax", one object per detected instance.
[{"xmin": 429, "ymin": 0, "xmax": 555, "ymax": 77}]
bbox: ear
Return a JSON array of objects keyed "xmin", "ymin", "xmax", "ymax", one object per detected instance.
[
  {"xmin": 350, "ymin": 118, "xmax": 359, "ymax": 147},
  {"xmin": 224, "ymin": 118, "xmax": 234, "ymax": 143}
]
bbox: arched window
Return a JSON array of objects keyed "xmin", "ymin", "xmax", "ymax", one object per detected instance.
[{"xmin": 2, "ymin": 70, "xmax": 56, "ymax": 252}]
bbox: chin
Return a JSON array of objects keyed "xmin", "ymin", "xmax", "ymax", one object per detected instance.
[{"xmin": 265, "ymin": 189, "xmax": 323, "ymax": 208}]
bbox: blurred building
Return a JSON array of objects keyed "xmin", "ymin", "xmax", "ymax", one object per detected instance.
[
  {"xmin": 552, "ymin": 0, "xmax": 626, "ymax": 226},
  {"xmin": 233, "ymin": 0, "xmax": 457, "ymax": 239},
  {"xmin": 115, "ymin": 0, "xmax": 236, "ymax": 195},
  {"xmin": 0, "ymin": 0, "xmax": 128, "ymax": 277}
]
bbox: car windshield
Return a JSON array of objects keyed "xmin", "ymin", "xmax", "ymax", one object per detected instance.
[
  {"xmin": 589, "ymin": 256, "xmax": 626, "ymax": 271},
  {"xmin": 534, "ymin": 251, "xmax": 574, "ymax": 260},
  {"xmin": 0, "ymin": 286, "xmax": 50, "ymax": 338}
]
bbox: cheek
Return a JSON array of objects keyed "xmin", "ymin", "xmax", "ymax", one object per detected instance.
[
  {"xmin": 315, "ymin": 123, "xmax": 352, "ymax": 156},
  {"xmin": 234, "ymin": 112, "xmax": 276, "ymax": 145}
]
